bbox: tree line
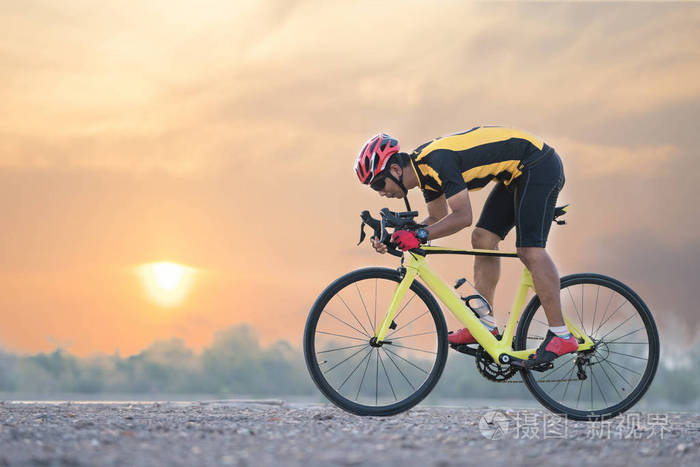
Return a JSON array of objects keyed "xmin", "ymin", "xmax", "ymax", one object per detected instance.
[{"xmin": 0, "ymin": 324, "xmax": 697, "ymax": 407}]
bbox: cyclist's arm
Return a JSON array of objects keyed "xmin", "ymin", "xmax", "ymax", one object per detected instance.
[
  {"xmin": 421, "ymin": 195, "xmax": 449, "ymax": 226},
  {"xmin": 423, "ymin": 189, "xmax": 472, "ymax": 240}
]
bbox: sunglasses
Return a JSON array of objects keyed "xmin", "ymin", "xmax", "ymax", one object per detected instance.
[{"xmin": 370, "ymin": 175, "xmax": 388, "ymax": 191}]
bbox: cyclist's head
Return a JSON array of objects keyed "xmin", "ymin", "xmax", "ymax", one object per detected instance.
[
  {"xmin": 354, "ymin": 133, "xmax": 411, "ymax": 197},
  {"xmin": 354, "ymin": 133, "xmax": 400, "ymax": 185}
]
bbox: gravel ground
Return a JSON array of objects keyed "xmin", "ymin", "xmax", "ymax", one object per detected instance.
[{"xmin": 0, "ymin": 400, "xmax": 698, "ymax": 466}]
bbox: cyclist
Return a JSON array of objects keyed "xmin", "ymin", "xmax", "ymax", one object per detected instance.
[{"xmin": 354, "ymin": 128, "xmax": 577, "ymax": 367}]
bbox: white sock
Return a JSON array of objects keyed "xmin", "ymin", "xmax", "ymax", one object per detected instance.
[
  {"xmin": 480, "ymin": 314, "xmax": 497, "ymax": 331},
  {"xmin": 550, "ymin": 325, "xmax": 571, "ymax": 338}
]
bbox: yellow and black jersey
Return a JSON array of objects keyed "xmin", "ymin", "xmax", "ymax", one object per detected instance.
[{"xmin": 408, "ymin": 126, "xmax": 553, "ymax": 202}]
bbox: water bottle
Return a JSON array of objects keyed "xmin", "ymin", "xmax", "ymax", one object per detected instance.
[{"xmin": 463, "ymin": 295, "xmax": 492, "ymax": 318}]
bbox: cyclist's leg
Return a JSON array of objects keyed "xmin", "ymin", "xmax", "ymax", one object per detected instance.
[
  {"xmin": 513, "ymin": 150, "xmax": 577, "ymax": 365},
  {"xmin": 472, "ymin": 228, "xmax": 501, "ymax": 305},
  {"xmin": 514, "ymin": 151, "xmax": 567, "ymax": 330},
  {"xmin": 473, "ymin": 182, "xmax": 515, "ymax": 307},
  {"xmin": 449, "ymin": 183, "xmax": 514, "ymax": 345}
]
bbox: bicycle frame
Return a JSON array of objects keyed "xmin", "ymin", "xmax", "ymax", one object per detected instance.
[{"xmin": 374, "ymin": 246, "xmax": 595, "ymax": 364}]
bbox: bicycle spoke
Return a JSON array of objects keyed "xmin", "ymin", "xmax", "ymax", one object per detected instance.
[
  {"xmin": 605, "ymin": 358, "xmax": 641, "ymax": 378},
  {"xmin": 374, "ymin": 279, "xmax": 377, "ymax": 331},
  {"xmin": 607, "ymin": 350, "xmax": 648, "ymax": 361},
  {"xmin": 375, "ymin": 349, "xmax": 379, "ymax": 406},
  {"xmin": 390, "ymin": 330, "xmax": 436, "ymax": 341},
  {"xmin": 387, "ymin": 310, "xmax": 430, "ymax": 339},
  {"xmin": 603, "ymin": 363, "xmax": 634, "ymax": 398},
  {"xmin": 597, "ymin": 311, "xmax": 639, "ymax": 342},
  {"xmin": 576, "ymin": 378, "xmax": 584, "ymax": 409},
  {"xmin": 605, "ymin": 328, "xmax": 645, "ymax": 344},
  {"xmin": 606, "ymin": 341, "xmax": 647, "ymax": 345},
  {"xmin": 533, "ymin": 318, "xmax": 548, "ymax": 327},
  {"xmin": 355, "ymin": 283, "xmax": 375, "ymax": 335},
  {"xmin": 383, "ymin": 347, "xmax": 429, "ymax": 375},
  {"xmin": 323, "ymin": 310, "xmax": 370, "ymax": 338},
  {"xmin": 355, "ymin": 348, "xmax": 374, "ymax": 400},
  {"xmin": 590, "ymin": 368, "xmax": 594, "ymax": 409},
  {"xmin": 378, "ymin": 350, "xmax": 397, "ymax": 401},
  {"xmin": 562, "ymin": 364, "xmax": 577, "ymax": 399},
  {"xmin": 591, "ymin": 367, "xmax": 607, "ymax": 407},
  {"xmin": 390, "ymin": 292, "xmax": 419, "ymax": 324},
  {"xmin": 324, "ymin": 346, "xmax": 370, "ymax": 374},
  {"xmin": 581, "ymin": 283, "xmax": 585, "ymax": 334},
  {"xmin": 591, "ymin": 285, "xmax": 600, "ymax": 337},
  {"xmin": 382, "ymin": 348, "xmax": 416, "ymax": 391},
  {"xmin": 316, "ymin": 330, "xmax": 368, "ymax": 343},
  {"xmin": 337, "ymin": 294, "xmax": 372, "ymax": 337},
  {"xmin": 551, "ymin": 364, "xmax": 577, "ymax": 394},
  {"xmin": 338, "ymin": 348, "xmax": 374, "ymax": 391},
  {"xmin": 541, "ymin": 355, "xmax": 577, "ymax": 379},
  {"xmin": 597, "ymin": 359, "xmax": 623, "ymax": 400},
  {"xmin": 593, "ymin": 289, "xmax": 616, "ymax": 336},
  {"xmin": 386, "ymin": 343, "xmax": 436, "ymax": 355},
  {"xmin": 318, "ymin": 343, "xmax": 368, "ymax": 354},
  {"xmin": 567, "ymin": 287, "xmax": 585, "ymax": 334},
  {"xmin": 593, "ymin": 299, "xmax": 629, "ymax": 338}
]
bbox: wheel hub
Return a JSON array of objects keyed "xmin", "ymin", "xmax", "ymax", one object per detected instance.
[{"xmin": 369, "ymin": 336, "xmax": 384, "ymax": 348}]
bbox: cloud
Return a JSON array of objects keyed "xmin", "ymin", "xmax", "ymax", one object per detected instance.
[{"xmin": 552, "ymin": 139, "xmax": 679, "ymax": 178}]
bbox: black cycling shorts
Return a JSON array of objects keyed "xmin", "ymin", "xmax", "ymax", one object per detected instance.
[{"xmin": 475, "ymin": 149, "xmax": 565, "ymax": 248}]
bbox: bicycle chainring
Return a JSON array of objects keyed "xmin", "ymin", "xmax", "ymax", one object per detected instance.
[{"xmin": 475, "ymin": 346, "xmax": 518, "ymax": 382}]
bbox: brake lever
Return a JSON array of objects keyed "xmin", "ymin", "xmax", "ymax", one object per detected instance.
[
  {"xmin": 380, "ymin": 216, "xmax": 388, "ymax": 244},
  {"xmin": 358, "ymin": 221, "xmax": 367, "ymax": 245}
]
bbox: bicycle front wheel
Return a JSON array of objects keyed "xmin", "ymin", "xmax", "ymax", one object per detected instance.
[
  {"xmin": 515, "ymin": 273, "xmax": 660, "ymax": 421},
  {"xmin": 304, "ymin": 267, "xmax": 448, "ymax": 416}
]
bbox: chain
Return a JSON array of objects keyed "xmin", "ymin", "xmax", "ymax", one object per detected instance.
[{"xmin": 497, "ymin": 377, "xmax": 581, "ymax": 384}]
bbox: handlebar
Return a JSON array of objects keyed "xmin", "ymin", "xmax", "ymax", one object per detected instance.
[{"xmin": 358, "ymin": 209, "xmax": 425, "ymax": 258}]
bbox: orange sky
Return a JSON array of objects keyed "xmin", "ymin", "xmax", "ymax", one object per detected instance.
[{"xmin": 1, "ymin": 1, "xmax": 699, "ymax": 355}]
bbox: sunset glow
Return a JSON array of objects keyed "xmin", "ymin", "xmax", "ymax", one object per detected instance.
[
  {"xmin": 0, "ymin": 1, "xmax": 697, "ymax": 356},
  {"xmin": 137, "ymin": 262, "xmax": 196, "ymax": 308}
]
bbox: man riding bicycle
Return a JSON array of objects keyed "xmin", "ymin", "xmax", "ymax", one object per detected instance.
[{"xmin": 354, "ymin": 126, "xmax": 577, "ymax": 367}]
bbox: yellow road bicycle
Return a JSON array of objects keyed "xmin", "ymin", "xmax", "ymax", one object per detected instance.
[{"xmin": 303, "ymin": 206, "xmax": 659, "ymax": 420}]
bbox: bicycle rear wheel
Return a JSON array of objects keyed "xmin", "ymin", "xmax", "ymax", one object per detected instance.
[
  {"xmin": 304, "ymin": 267, "xmax": 448, "ymax": 416},
  {"xmin": 515, "ymin": 273, "xmax": 659, "ymax": 421}
]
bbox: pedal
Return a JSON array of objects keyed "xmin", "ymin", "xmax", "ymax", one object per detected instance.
[{"xmin": 532, "ymin": 362, "xmax": 554, "ymax": 372}]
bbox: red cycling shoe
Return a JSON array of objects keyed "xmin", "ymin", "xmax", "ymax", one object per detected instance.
[
  {"xmin": 522, "ymin": 330, "xmax": 578, "ymax": 368},
  {"xmin": 448, "ymin": 326, "xmax": 499, "ymax": 345}
]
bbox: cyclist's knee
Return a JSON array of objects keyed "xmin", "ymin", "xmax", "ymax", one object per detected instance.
[
  {"xmin": 472, "ymin": 227, "xmax": 500, "ymax": 250},
  {"xmin": 517, "ymin": 247, "xmax": 547, "ymax": 266}
]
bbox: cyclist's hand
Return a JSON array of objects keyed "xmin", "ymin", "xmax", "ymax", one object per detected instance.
[
  {"xmin": 370, "ymin": 236, "xmax": 388, "ymax": 254},
  {"xmin": 392, "ymin": 230, "xmax": 420, "ymax": 251}
]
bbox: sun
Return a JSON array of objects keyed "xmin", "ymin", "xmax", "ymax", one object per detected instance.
[{"xmin": 136, "ymin": 262, "xmax": 197, "ymax": 307}]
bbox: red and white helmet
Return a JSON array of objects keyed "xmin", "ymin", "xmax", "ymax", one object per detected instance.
[{"xmin": 354, "ymin": 133, "xmax": 400, "ymax": 184}]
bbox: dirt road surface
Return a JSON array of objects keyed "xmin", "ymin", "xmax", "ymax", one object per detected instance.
[{"xmin": 0, "ymin": 400, "xmax": 698, "ymax": 466}]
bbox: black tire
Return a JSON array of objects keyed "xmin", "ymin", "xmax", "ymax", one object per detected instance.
[
  {"xmin": 515, "ymin": 273, "xmax": 660, "ymax": 421},
  {"xmin": 304, "ymin": 267, "xmax": 448, "ymax": 416}
]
